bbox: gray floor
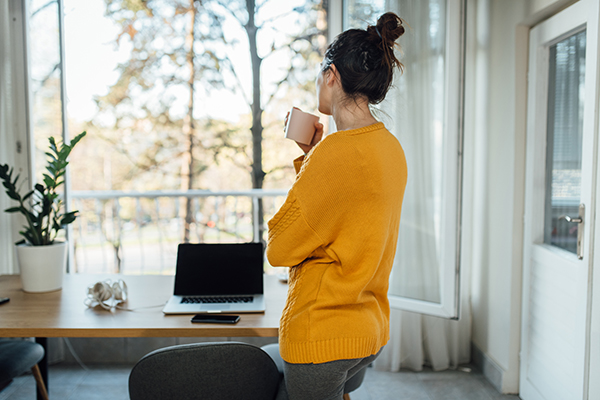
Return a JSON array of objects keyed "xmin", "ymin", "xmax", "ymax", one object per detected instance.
[{"xmin": 0, "ymin": 364, "xmax": 521, "ymax": 400}]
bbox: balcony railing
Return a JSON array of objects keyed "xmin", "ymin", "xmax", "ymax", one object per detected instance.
[{"xmin": 69, "ymin": 189, "xmax": 288, "ymax": 275}]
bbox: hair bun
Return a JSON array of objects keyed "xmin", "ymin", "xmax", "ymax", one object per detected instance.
[
  {"xmin": 322, "ymin": 11, "xmax": 405, "ymax": 105},
  {"xmin": 375, "ymin": 12, "xmax": 405, "ymax": 44}
]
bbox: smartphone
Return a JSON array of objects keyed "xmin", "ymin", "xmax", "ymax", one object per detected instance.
[
  {"xmin": 191, "ymin": 314, "xmax": 240, "ymax": 324},
  {"xmin": 0, "ymin": 297, "xmax": 9, "ymax": 305}
]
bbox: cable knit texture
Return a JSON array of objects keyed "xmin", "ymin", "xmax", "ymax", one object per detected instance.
[{"xmin": 266, "ymin": 122, "xmax": 408, "ymax": 364}]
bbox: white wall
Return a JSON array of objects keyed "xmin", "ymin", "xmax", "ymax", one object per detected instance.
[
  {"xmin": 467, "ymin": 0, "xmax": 575, "ymax": 394},
  {"xmin": 473, "ymin": 0, "xmax": 528, "ymax": 393}
]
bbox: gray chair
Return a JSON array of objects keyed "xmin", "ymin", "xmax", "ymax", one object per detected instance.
[
  {"xmin": 261, "ymin": 343, "xmax": 368, "ymax": 397},
  {"xmin": 0, "ymin": 339, "xmax": 49, "ymax": 400},
  {"xmin": 129, "ymin": 341, "xmax": 281, "ymax": 400}
]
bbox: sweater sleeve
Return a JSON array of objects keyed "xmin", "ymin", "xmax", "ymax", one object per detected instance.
[{"xmin": 266, "ymin": 189, "xmax": 322, "ymax": 267}]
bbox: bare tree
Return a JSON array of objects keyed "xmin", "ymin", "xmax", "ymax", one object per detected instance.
[
  {"xmin": 209, "ymin": 0, "xmax": 327, "ymax": 240},
  {"xmin": 98, "ymin": 0, "xmax": 226, "ymax": 241},
  {"xmin": 96, "ymin": 0, "xmax": 327, "ymax": 243}
]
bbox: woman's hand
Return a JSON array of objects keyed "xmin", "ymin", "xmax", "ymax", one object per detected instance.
[
  {"xmin": 297, "ymin": 121, "xmax": 324, "ymax": 154},
  {"xmin": 284, "ymin": 111, "xmax": 324, "ymax": 155}
]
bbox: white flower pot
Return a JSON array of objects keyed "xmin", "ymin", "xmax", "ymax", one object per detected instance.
[{"xmin": 16, "ymin": 241, "xmax": 67, "ymax": 293}]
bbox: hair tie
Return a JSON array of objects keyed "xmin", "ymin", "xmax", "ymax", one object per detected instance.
[{"xmin": 375, "ymin": 26, "xmax": 382, "ymax": 39}]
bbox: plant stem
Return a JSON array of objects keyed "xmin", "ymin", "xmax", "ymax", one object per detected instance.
[{"xmin": 20, "ymin": 198, "xmax": 42, "ymax": 244}]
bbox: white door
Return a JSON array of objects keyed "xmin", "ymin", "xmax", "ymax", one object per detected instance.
[{"xmin": 521, "ymin": 1, "xmax": 599, "ymax": 399}]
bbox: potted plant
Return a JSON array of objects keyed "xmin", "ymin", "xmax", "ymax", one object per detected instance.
[{"xmin": 0, "ymin": 131, "xmax": 86, "ymax": 292}]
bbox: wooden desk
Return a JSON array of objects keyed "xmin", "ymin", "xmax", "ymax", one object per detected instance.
[{"xmin": 0, "ymin": 273, "xmax": 287, "ymax": 398}]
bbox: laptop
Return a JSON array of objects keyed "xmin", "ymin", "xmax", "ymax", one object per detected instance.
[{"xmin": 162, "ymin": 242, "xmax": 266, "ymax": 314}]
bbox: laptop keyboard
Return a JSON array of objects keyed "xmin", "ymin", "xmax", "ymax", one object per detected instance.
[{"xmin": 180, "ymin": 296, "xmax": 254, "ymax": 304}]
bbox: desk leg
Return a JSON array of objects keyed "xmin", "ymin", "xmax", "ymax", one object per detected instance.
[{"xmin": 35, "ymin": 337, "xmax": 48, "ymax": 400}]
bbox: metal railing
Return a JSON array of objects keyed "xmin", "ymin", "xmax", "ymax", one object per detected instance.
[{"xmin": 69, "ymin": 189, "xmax": 287, "ymax": 275}]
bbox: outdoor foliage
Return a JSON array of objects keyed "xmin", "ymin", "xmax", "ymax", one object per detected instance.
[{"xmin": 93, "ymin": 0, "xmax": 327, "ymax": 241}]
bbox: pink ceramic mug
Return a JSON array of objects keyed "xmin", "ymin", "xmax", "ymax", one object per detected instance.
[{"xmin": 285, "ymin": 107, "xmax": 319, "ymax": 145}]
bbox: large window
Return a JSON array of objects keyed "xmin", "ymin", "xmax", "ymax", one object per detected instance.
[
  {"xmin": 21, "ymin": 1, "xmax": 464, "ymax": 307},
  {"xmin": 344, "ymin": 0, "xmax": 464, "ymax": 318}
]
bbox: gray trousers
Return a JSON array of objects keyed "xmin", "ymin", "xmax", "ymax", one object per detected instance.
[{"xmin": 278, "ymin": 349, "xmax": 382, "ymax": 400}]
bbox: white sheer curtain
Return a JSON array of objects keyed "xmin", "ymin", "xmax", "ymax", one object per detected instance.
[
  {"xmin": 371, "ymin": 0, "xmax": 472, "ymax": 371},
  {"xmin": 0, "ymin": 0, "xmax": 17, "ymax": 274}
]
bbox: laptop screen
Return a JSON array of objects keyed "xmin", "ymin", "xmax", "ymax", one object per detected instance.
[{"xmin": 173, "ymin": 243, "xmax": 264, "ymax": 296}]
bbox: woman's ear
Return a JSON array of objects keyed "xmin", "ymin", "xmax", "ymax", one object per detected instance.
[{"xmin": 326, "ymin": 64, "xmax": 339, "ymax": 86}]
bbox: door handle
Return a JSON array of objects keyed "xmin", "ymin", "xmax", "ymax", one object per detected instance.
[
  {"xmin": 558, "ymin": 203, "xmax": 585, "ymax": 260},
  {"xmin": 559, "ymin": 215, "xmax": 582, "ymax": 224}
]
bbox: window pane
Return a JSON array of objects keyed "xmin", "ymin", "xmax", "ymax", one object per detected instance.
[
  {"xmin": 28, "ymin": 0, "xmax": 62, "ymax": 182},
  {"xmin": 345, "ymin": 0, "xmax": 447, "ymax": 303},
  {"xmin": 345, "ymin": 0, "xmax": 386, "ymax": 28},
  {"xmin": 544, "ymin": 30, "xmax": 586, "ymax": 253}
]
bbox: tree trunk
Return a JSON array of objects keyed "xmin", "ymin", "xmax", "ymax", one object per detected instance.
[
  {"xmin": 245, "ymin": 0, "xmax": 265, "ymax": 242},
  {"xmin": 182, "ymin": 1, "xmax": 197, "ymax": 243}
]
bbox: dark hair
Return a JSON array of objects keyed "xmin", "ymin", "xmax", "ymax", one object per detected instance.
[{"xmin": 323, "ymin": 12, "xmax": 405, "ymax": 105}]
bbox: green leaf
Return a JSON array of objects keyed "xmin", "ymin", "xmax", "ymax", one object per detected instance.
[
  {"xmin": 19, "ymin": 230, "xmax": 38, "ymax": 245},
  {"xmin": 46, "ymin": 164, "xmax": 58, "ymax": 177},
  {"xmin": 48, "ymin": 136, "xmax": 58, "ymax": 154},
  {"xmin": 5, "ymin": 189, "xmax": 20, "ymax": 201},
  {"xmin": 60, "ymin": 211, "xmax": 78, "ymax": 226},
  {"xmin": 71, "ymin": 131, "xmax": 86, "ymax": 147},
  {"xmin": 22, "ymin": 190, "xmax": 35, "ymax": 202},
  {"xmin": 4, "ymin": 207, "xmax": 21, "ymax": 213},
  {"xmin": 43, "ymin": 174, "xmax": 54, "ymax": 188},
  {"xmin": 41, "ymin": 197, "xmax": 52, "ymax": 216},
  {"xmin": 59, "ymin": 147, "xmax": 71, "ymax": 160},
  {"xmin": 0, "ymin": 164, "xmax": 9, "ymax": 179},
  {"xmin": 35, "ymin": 211, "xmax": 44, "ymax": 226},
  {"xmin": 25, "ymin": 209, "xmax": 37, "ymax": 222}
]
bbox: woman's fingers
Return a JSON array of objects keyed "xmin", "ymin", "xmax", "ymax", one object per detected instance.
[
  {"xmin": 296, "ymin": 122, "xmax": 324, "ymax": 154},
  {"xmin": 312, "ymin": 122, "xmax": 324, "ymax": 145}
]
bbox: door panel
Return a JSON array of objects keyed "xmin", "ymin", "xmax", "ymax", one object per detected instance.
[{"xmin": 521, "ymin": 1, "xmax": 598, "ymax": 399}]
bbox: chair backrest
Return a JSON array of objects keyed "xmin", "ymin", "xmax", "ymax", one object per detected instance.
[{"xmin": 129, "ymin": 341, "xmax": 281, "ymax": 400}]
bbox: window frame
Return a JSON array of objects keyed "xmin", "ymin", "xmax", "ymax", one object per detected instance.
[
  {"xmin": 0, "ymin": 0, "xmax": 35, "ymax": 275},
  {"xmin": 340, "ymin": 0, "xmax": 466, "ymax": 319}
]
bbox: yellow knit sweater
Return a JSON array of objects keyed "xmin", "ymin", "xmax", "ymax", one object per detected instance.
[{"xmin": 266, "ymin": 122, "xmax": 408, "ymax": 364}]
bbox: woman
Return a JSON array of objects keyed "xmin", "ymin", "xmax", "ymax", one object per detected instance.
[{"xmin": 266, "ymin": 12, "xmax": 408, "ymax": 400}]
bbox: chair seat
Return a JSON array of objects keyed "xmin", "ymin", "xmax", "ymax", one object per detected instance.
[
  {"xmin": 0, "ymin": 339, "xmax": 44, "ymax": 386},
  {"xmin": 260, "ymin": 343, "xmax": 368, "ymax": 394}
]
